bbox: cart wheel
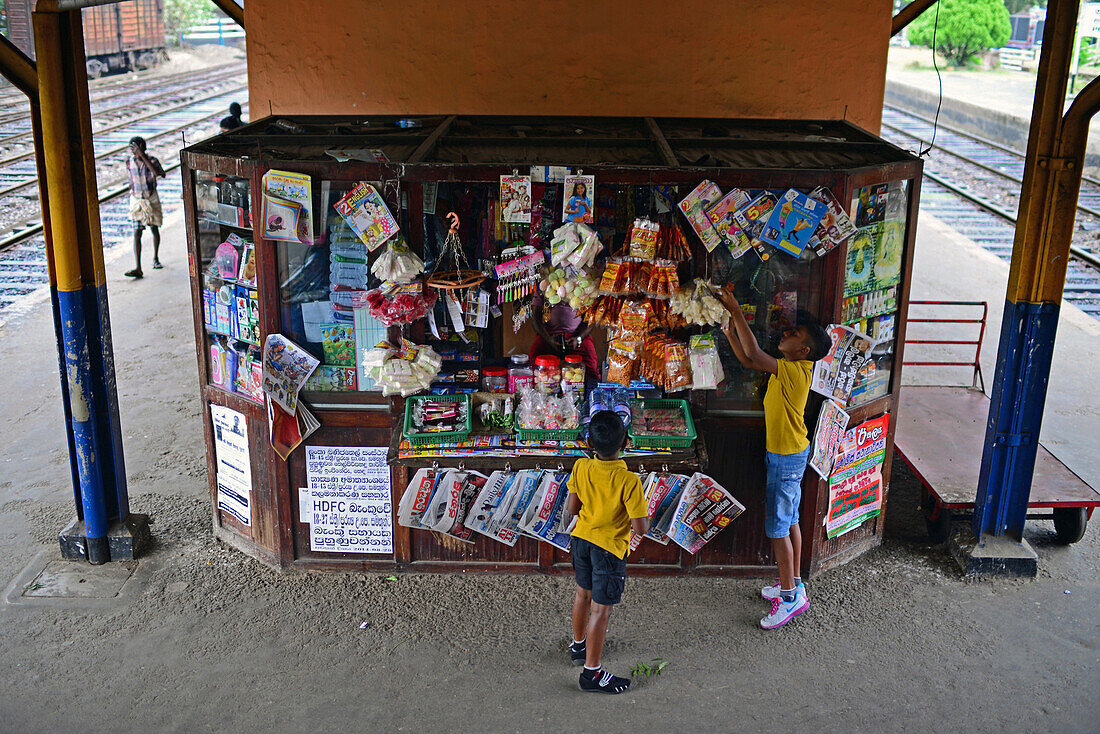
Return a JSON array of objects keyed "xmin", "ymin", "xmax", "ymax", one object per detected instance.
[
  {"xmin": 922, "ymin": 503, "xmax": 952, "ymax": 544},
  {"xmin": 1053, "ymin": 507, "xmax": 1087, "ymax": 544}
]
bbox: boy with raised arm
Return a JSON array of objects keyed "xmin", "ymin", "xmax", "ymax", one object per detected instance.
[
  {"xmin": 716, "ymin": 286, "xmax": 831, "ymax": 629},
  {"xmin": 563, "ymin": 410, "xmax": 650, "ymax": 693}
]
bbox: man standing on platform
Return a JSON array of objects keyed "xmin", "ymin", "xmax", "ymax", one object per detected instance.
[{"xmin": 124, "ymin": 136, "xmax": 166, "ymax": 279}]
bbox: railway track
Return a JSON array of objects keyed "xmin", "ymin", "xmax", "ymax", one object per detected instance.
[
  {"xmin": 880, "ymin": 104, "xmax": 1100, "ymax": 319},
  {"xmin": 0, "ymin": 63, "xmax": 247, "ymax": 315},
  {"xmin": 0, "ymin": 63, "xmax": 244, "ymax": 148}
]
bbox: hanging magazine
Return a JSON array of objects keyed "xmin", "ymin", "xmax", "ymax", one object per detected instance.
[
  {"xmin": 333, "ymin": 182, "xmax": 400, "ymax": 252},
  {"xmin": 759, "ymin": 188, "xmax": 829, "ymax": 258},
  {"xmin": 809, "ymin": 399, "xmax": 851, "ymax": 479},
  {"xmin": 667, "ymin": 473, "xmax": 745, "ymax": 554},
  {"xmin": 428, "ymin": 471, "xmax": 487, "ymax": 544},
  {"xmin": 398, "ymin": 467, "xmax": 441, "ymax": 528},
  {"xmin": 810, "ymin": 324, "xmax": 878, "ymax": 405},
  {"xmin": 519, "ymin": 472, "xmax": 573, "ymax": 551},
  {"xmin": 262, "ymin": 170, "xmax": 314, "ymax": 244},
  {"xmin": 809, "ymin": 186, "xmax": 857, "ymax": 257},
  {"xmin": 464, "ymin": 471, "xmax": 522, "ymax": 546}
]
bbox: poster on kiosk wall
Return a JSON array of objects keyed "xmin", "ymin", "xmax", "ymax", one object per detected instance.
[
  {"xmin": 825, "ymin": 414, "xmax": 889, "ymax": 538},
  {"xmin": 304, "ymin": 446, "xmax": 393, "ymax": 554}
]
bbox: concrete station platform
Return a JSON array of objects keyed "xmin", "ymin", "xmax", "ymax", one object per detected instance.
[{"xmin": 0, "ymin": 204, "xmax": 1097, "ymax": 729}]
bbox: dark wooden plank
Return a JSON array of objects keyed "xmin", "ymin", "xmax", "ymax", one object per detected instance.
[
  {"xmin": 406, "ymin": 114, "xmax": 456, "ymax": 163},
  {"xmin": 895, "ymin": 386, "xmax": 1100, "ymax": 508}
]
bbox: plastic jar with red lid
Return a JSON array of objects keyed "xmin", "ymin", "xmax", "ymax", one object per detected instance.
[
  {"xmin": 534, "ymin": 355, "xmax": 562, "ymax": 396},
  {"xmin": 481, "ymin": 366, "xmax": 508, "ymax": 393}
]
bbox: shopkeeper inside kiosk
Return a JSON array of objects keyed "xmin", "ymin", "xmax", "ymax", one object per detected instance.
[{"xmin": 529, "ymin": 295, "xmax": 599, "ymax": 378}]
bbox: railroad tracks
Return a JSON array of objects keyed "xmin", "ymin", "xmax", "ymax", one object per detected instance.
[
  {"xmin": 0, "ymin": 63, "xmax": 247, "ymax": 314},
  {"xmin": 0, "ymin": 63, "xmax": 244, "ymax": 149},
  {"xmin": 880, "ymin": 104, "xmax": 1100, "ymax": 319}
]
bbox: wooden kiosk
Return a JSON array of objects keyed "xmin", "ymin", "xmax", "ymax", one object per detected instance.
[{"xmin": 180, "ymin": 115, "xmax": 922, "ymax": 575}]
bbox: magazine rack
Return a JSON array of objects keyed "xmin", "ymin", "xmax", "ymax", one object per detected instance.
[{"xmin": 181, "ymin": 115, "xmax": 921, "ymax": 575}]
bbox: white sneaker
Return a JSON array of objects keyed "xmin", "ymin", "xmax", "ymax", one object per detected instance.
[
  {"xmin": 760, "ymin": 594, "xmax": 810, "ymax": 630},
  {"xmin": 761, "ymin": 580, "xmax": 805, "ymax": 601}
]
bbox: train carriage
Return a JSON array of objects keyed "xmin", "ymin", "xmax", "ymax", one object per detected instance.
[{"xmin": 5, "ymin": 0, "xmax": 166, "ymax": 78}]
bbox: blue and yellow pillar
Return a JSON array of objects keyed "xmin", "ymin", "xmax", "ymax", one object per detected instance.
[
  {"xmin": 974, "ymin": 0, "xmax": 1100, "ymax": 539},
  {"xmin": 32, "ymin": 2, "xmax": 139, "ymax": 564}
]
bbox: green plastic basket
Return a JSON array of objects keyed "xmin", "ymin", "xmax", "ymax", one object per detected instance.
[
  {"xmin": 403, "ymin": 394, "xmax": 472, "ymax": 446},
  {"xmin": 515, "ymin": 426, "xmax": 583, "ymax": 443},
  {"xmin": 627, "ymin": 398, "xmax": 697, "ymax": 449}
]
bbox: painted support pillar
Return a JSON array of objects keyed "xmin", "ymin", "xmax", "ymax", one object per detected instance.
[
  {"xmin": 974, "ymin": 0, "xmax": 1095, "ymax": 539},
  {"xmin": 33, "ymin": 5, "xmax": 137, "ymax": 563}
]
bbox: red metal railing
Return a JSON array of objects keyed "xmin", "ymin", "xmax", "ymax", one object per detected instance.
[{"xmin": 903, "ymin": 300, "xmax": 987, "ymax": 391}]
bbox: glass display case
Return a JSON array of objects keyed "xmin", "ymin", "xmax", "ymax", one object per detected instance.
[{"xmin": 194, "ymin": 171, "xmax": 262, "ymax": 403}]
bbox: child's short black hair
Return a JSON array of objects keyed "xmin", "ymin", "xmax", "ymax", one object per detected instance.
[
  {"xmin": 803, "ymin": 322, "xmax": 832, "ymax": 362},
  {"xmin": 129, "ymin": 136, "xmax": 147, "ymax": 151},
  {"xmin": 589, "ymin": 410, "xmax": 626, "ymax": 457}
]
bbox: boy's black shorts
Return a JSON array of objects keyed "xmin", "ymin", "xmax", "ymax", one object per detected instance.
[{"xmin": 571, "ymin": 536, "xmax": 627, "ymax": 606}]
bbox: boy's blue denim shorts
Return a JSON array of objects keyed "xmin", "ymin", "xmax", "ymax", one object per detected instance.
[
  {"xmin": 571, "ymin": 536, "xmax": 626, "ymax": 606},
  {"xmin": 764, "ymin": 447, "xmax": 810, "ymax": 539}
]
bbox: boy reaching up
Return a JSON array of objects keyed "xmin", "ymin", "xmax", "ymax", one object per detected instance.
[
  {"xmin": 564, "ymin": 410, "xmax": 650, "ymax": 694},
  {"xmin": 716, "ymin": 286, "xmax": 831, "ymax": 630}
]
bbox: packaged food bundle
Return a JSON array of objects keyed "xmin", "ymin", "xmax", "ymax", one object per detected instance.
[
  {"xmin": 539, "ymin": 266, "xmax": 599, "ymax": 311},
  {"xmin": 412, "ymin": 398, "xmax": 469, "ymax": 433},
  {"xmin": 641, "ymin": 260, "xmax": 680, "ymax": 299},
  {"xmin": 371, "ymin": 237, "xmax": 425, "ymax": 284},
  {"xmin": 628, "ymin": 217, "xmax": 660, "ymax": 259},
  {"xmin": 516, "ymin": 386, "xmax": 580, "ymax": 430},
  {"xmin": 605, "ymin": 344, "xmax": 636, "ymax": 386},
  {"xmin": 617, "ymin": 299, "xmax": 654, "ymax": 334},
  {"xmin": 688, "ymin": 333, "xmax": 725, "ymax": 390},
  {"xmin": 637, "ymin": 335, "xmax": 691, "ymax": 391},
  {"xmin": 656, "ymin": 221, "xmax": 693, "ymax": 261},
  {"xmin": 477, "ymin": 394, "xmax": 514, "ymax": 430},
  {"xmin": 580, "ymin": 295, "xmax": 624, "ymax": 328},
  {"xmin": 550, "ymin": 221, "xmax": 602, "ymax": 270},
  {"xmin": 633, "ymin": 406, "xmax": 689, "ymax": 436},
  {"xmin": 363, "ymin": 339, "xmax": 443, "ymax": 396},
  {"xmin": 663, "ymin": 340, "xmax": 693, "ymax": 392},
  {"xmin": 669, "ymin": 279, "xmax": 730, "ymax": 327},
  {"xmin": 364, "ymin": 286, "xmax": 438, "ymax": 326},
  {"xmin": 650, "ymin": 299, "xmax": 688, "ymax": 331}
]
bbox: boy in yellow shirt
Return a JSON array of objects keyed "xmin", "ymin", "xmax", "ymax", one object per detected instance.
[
  {"xmin": 564, "ymin": 410, "xmax": 650, "ymax": 693},
  {"xmin": 717, "ymin": 286, "xmax": 831, "ymax": 629}
]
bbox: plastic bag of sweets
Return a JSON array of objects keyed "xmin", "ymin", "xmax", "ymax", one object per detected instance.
[
  {"xmin": 605, "ymin": 347, "xmax": 635, "ymax": 387},
  {"xmin": 688, "ymin": 333, "xmax": 724, "ymax": 390}
]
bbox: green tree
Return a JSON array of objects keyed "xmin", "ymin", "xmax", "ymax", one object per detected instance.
[
  {"xmin": 908, "ymin": 0, "xmax": 1012, "ymax": 66},
  {"xmin": 163, "ymin": 0, "xmax": 216, "ymax": 44}
]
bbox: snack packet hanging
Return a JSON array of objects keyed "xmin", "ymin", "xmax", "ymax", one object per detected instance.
[{"xmin": 628, "ymin": 217, "xmax": 659, "ymax": 259}]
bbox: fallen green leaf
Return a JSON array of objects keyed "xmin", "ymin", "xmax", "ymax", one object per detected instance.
[
  {"xmin": 24, "ymin": 582, "xmax": 44, "ymax": 592},
  {"xmin": 384, "ymin": 575, "xmax": 398, "ymax": 582}
]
